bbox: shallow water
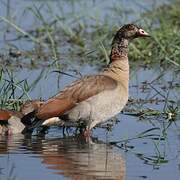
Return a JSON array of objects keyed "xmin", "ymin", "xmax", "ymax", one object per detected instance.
[
  {"xmin": 0, "ymin": 65, "xmax": 179, "ymax": 180},
  {"xmin": 0, "ymin": 0, "xmax": 179, "ymax": 180},
  {"xmin": 0, "ymin": 112, "xmax": 179, "ymax": 180}
]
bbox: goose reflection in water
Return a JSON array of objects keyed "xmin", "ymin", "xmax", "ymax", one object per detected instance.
[{"xmin": 0, "ymin": 134, "xmax": 125, "ymax": 180}]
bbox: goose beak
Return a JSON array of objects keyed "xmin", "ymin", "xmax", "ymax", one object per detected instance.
[{"xmin": 138, "ymin": 28, "xmax": 150, "ymax": 37}]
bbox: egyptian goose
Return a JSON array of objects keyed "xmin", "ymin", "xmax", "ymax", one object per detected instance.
[
  {"xmin": 0, "ymin": 109, "xmax": 24, "ymax": 135},
  {"xmin": 35, "ymin": 24, "xmax": 150, "ymax": 134},
  {"xmin": 0, "ymin": 100, "xmax": 44, "ymax": 135},
  {"xmin": 3, "ymin": 24, "xmax": 149, "ymax": 135}
]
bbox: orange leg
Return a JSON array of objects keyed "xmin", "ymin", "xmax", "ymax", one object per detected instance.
[{"xmin": 83, "ymin": 128, "xmax": 91, "ymax": 137}]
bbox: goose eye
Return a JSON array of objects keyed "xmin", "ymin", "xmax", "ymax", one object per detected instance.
[
  {"xmin": 139, "ymin": 29, "xmax": 145, "ymax": 34},
  {"xmin": 138, "ymin": 28, "xmax": 150, "ymax": 37}
]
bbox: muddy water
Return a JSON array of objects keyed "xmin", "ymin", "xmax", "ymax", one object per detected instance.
[{"xmin": 0, "ymin": 0, "xmax": 179, "ymax": 180}]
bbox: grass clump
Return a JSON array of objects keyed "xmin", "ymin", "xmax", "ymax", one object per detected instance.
[
  {"xmin": 1, "ymin": 1, "xmax": 179, "ymax": 68},
  {"xmin": 129, "ymin": 0, "xmax": 180, "ymax": 67}
]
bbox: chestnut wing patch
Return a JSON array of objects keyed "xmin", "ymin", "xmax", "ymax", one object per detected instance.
[
  {"xmin": 36, "ymin": 75, "xmax": 117, "ymax": 120},
  {"xmin": 0, "ymin": 110, "xmax": 11, "ymax": 121},
  {"xmin": 0, "ymin": 110, "xmax": 23, "ymax": 121}
]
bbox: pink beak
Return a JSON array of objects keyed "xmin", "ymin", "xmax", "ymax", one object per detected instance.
[{"xmin": 138, "ymin": 28, "xmax": 150, "ymax": 37}]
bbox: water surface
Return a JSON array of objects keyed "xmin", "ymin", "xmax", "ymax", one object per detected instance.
[{"xmin": 0, "ymin": 0, "xmax": 179, "ymax": 180}]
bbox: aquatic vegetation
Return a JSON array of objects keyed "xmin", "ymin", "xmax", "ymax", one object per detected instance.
[
  {"xmin": 0, "ymin": 68, "xmax": 46, "ymax": 109},
  {"xmin": 0, "ymin": 0, "xmax": 179, "ymax": 69},
  {"xmin": 0, "ymin": 1, "xmax": 179, "ymax": 180},
  {"xmin": 0, "ymin": 1, "xmax": 179, "ymax": 124},
  {"xmin": 129, "ymin": 0, "xmax": 180, "ymax": 66}
]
